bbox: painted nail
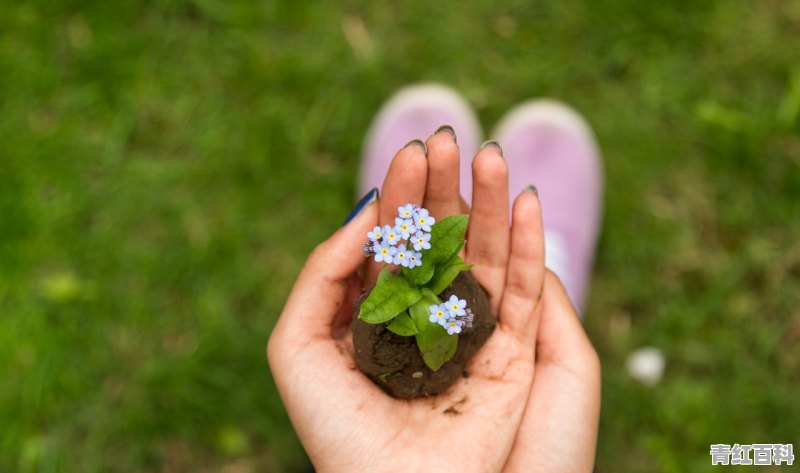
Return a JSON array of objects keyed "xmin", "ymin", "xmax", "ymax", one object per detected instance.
[
  {"xmin": 403, "ymin": 139, "xmax": 428, "ymax": 155},
  {"xmin": 523, "ymin": 184, "xmax": 539, "ymax": 197},
  {"xmin": 342, "ymin": 188, "xmax": 379, "ymax": 226},
  {"xmin": 480, "ymin": 140, "xmax": 503, "ymax": 157},
  {"xmin": 435, "ymin": 125, "xmax": 457, "ymax": 144}
]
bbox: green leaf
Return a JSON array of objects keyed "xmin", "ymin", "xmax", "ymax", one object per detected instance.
[
  {"xmin": 403, "ymin": 258, "xmax": 435, "ymax": 286},
  {"xmin": 426, "ymin": 214, "xmax": 468, "ymax": 265},
  {"xmin": 386, "ymin": 311, "xmax": 418, "ymax": 336},
  {"xmin": 421, "ymin": 288, "xmax": 440, "ymax": 302},
  {"xmin": 359, "ymin": 269, "xmax": 423, "ymax": 324},
  {"xmin": 399, "ymin": 215, "xmax": 467, "ymax": 288},
  {"xmin": 426, "ymin": 253, "xmax": 472, "ymax": 295},
  {"xmin": 409, "ymin": 300, "xmax": 458, "ymax": 371}
]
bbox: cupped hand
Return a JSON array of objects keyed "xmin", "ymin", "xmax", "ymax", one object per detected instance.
[
  {"xmin": 418, "ymin": 131, "xmax": 602, "ymax": 473},
  {"xmin": 363, "ymin": 129, "xmax": 602, "ymax": 472},
  {"xmin": 502, "ymin": 269, "xmax": 601, "ymax": 473},
  {"xmin": 268, "ymin": 131, "xmax": 548, "ymax": 473}
]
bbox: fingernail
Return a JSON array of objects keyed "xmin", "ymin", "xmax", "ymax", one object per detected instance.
[
  {"xmin": 342, "ymin": 188, "xmax": 379, "ymax": 226},
  {"xmin": 480, "ymin": 140, "xmax": 503, "ymax": 157},
  {"xmin": 523, "ymin": 184, "xmax": 539, "ymax": 197},
  {"xmin": 403, "ymin": 139, "xmax": 427, "ymax": 155},
  {"xmin": 435, "ymin": 125, "xmax": 457, "ymax": 144}
]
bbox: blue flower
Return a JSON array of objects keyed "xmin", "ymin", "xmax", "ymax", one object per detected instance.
[
  {"xmin": 411, "ymin": 231, "xmax": 431, "ymax": 251},
  {"xmin": 445, "ymin": 295, "xmax": 467, "ymax": 317},
  {"xmin": 398, "ymin": 204, "xmax": 416, "ymax": 220},
  {"xmin": 382, "ymin": 224, "xmax": 401, "ymax": 245},
  {"xmin": 393, "ymin": 244, "xmax": 411, "ymax": 267},
  {"xmin": 413, "ymin": 208, "xmax": 436, "ymax": 232},
  {"xmin": 373, "ymin": 241, "xmax": 397, "ymax": 263},
  {"xmin": 407, "ymin": 251, "xmax": 423, "ymax": 268},
  {"xmin": 428, "ymin": 303, "xmax": 449, "ymax": 326},
  {"xmin": 394, "ymin": 217, "xmax": 417, "ymax": 240},
  {"xmin": 446, "ymin": 318, "xmax": 464, "ymax": 335},
  {"xmin": 367, "ymin": 226, "xmax": 384, "ymax": 244}
]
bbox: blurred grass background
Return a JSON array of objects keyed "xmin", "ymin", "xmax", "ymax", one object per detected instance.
[{"xmin": 2, "ymin": 0, "xmax": 799, "ymax": 471}]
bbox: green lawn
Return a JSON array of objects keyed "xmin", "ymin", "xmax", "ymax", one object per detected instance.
[{"xmin": 2, "ymin": 1, "xmax": 799, "ymax": 471}]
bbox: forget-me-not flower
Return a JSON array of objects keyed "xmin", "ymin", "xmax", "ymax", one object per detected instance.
[
  {"xmin": 413, "ymin": 208, "xmax": 436, "ymax": 232},
  {"xmin": 428, "ymin": 303, "xmax": 449, "ymax": 326},
  {"xmin": 383, "ymin": 224, "xmax": 401, "ymax": 245},
  {"xmin": 367, "ymin": 226, "xmax": 384, "ymax": 244},
  {"xmin": 446, "ymin": 318, "xmax": 464, "ymax": 335},
  {"xmin": 411, "ymin": 231, "xmax": 431, "ymax": 251},
  {"xmin": 394, "ymin": 217, "xmax": 417, "ymax": 240},
  {"xmin": 398, "ymin": 204, "xmax": 416, "ymax": 219},
  {"xmin": 407, "ymin": 251, "xmax": 423, "ymax": 268},
  {"xmin": 445, "ymin": 295, "xmax": 467, "ymax": 317},
  {"xmin": 393, "ymin": 244, "xmax": 411, "ymax": 267},
  {"xmin": 373, "ymin": 241, "xmax": 397, "ymax": 263}
]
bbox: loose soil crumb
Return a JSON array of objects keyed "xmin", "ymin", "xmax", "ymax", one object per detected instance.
[{"xmin": 352, "ymin": 271, "xmax": 495, "ymax": 399}]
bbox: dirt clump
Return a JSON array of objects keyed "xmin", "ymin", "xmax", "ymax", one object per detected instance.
[{"xmin": 352, "ymin": 271, "xmax": 494, "ymax": 399}]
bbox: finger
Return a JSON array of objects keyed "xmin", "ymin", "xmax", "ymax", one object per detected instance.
[
  {"xmin": 497, "ymin": 188, "xmax": 545, "ymax": 345},
  {"xmin": 274, "ymin": 194, "xmax": 379, "ymax": 341},
  {"xmin": 503, "ymin": 270, "xmax": 601, "ymax": 473},
  {"xmin": 365, "ymin": 141, "xmax": 428, "ymax": 284},
  {"xmin": 465, "ymin": 143, "xmax": 510, "ymax": 312},
  {"xmin": 423, "ymin": 126, "xmax": 462, "ymax": 218}
]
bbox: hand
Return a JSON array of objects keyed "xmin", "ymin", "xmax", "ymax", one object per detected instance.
[
  {"xmin": 267, "ymin": 131, "xmax": 547, "ymax": 473},
  {"xmin": 412, "ymin": 132, "xmax": 601, "ymax": 472},
  {"xmin": 502, "ymin": 270, "xmax": 601, "ymax": 473}
]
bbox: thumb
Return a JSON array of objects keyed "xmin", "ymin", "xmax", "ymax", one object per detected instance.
[
  {"xmin": 536, "ymin": 270, "xmax": 599, "ymax": 367},
  {"xmin": 275, "ymin": 189, "xmax": 379, "ymax": 340}
]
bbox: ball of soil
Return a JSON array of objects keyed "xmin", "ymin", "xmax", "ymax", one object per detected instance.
[{"xmin": 352, "ymin": 270, "xmax": 495, "ymax": 399}]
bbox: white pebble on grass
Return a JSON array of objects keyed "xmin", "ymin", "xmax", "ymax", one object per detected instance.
[{"xmin": 626, "ymin": 346, "xmax": 665, "ymax": 387}]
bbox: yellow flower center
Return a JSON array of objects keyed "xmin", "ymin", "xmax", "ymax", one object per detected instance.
[
  {"xmin": 452, "ymin": 305, "xmax": 459, "ymax": 311},
  {"xmin": 381, "ymin": 249, "xmax": 388, "ymax": 255},
  {"xmin": 419, "ymin": 217, "xmax": 426, "ymax": 224},
  {"xmin": 437, "ymin": 311, "xmax": 444, "ymax": 318}
]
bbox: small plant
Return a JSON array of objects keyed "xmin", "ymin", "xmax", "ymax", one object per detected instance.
[{"xmin": 359, "ymin": 204, "xmax": 472, "ymax": 371}]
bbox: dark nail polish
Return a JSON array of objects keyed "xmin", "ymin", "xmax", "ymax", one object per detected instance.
[
  {"xmin": 480, "ymin": 140, "xmax": 503, "ymax": 157},
  {"xmin": 435, "ymin": 125, "xmax": 457, "ymax": 144},
  {"xmin": 523, "ymin": 184, "xmax": 539, "ymax": 196},
  {"xmin": 342, "ymin": 188, "xmax": 379, "ymax": 226},
  {"xmin": 403, "ymin": 139, "xmax": 428, "ymax": 154}
]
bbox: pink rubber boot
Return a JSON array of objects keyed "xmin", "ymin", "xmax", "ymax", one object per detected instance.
[
  {"xmin": 492, "ymin": 100, "xmax": 603, "ymax": 314},
  {"xmin": 358, "ymin": 83, "xmax": 483, "ymax": 200}
]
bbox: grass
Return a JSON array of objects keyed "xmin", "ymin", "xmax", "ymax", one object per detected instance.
[{"xmin": 1, "ymin": 0, "xmax": 799, "ymax": 471}]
